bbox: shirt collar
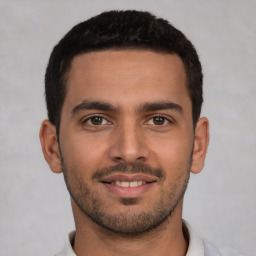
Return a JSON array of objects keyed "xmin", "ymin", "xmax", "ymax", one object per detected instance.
[
  {"xmin": 56, "ymin": 231, "xmax": 76, "ymax": 256},
  {"xmin": 57, "ymin": 221, "xmax": 205, "ymax": 256},
  {"xmin": 183, "ymin": 220, "xmax": 205, "ymax": 256}
]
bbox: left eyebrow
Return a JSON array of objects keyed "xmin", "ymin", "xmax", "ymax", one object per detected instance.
[{"xmin": 137, "ymin": 101, "xmax": 183, "ymax": 114}]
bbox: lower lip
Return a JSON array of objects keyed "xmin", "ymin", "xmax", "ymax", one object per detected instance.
[{"xmin": 102, "ymin": 182, "xmax": 155, "ymax": 198}]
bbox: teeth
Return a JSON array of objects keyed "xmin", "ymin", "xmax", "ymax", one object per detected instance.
[
  {"xmin": 112, "ymin": 181, "xmax": 146, "ymax": 187},
  {"xmin": 130, "ymin": 181, "xmax": 138, "ymax": 187},
  {"xmin": 115, "ymin": 181, "xmax": 122, "ymax": 186},
  {"xmin": 121, "ymin": 181, "xmax": 129, "ymax": 187}
]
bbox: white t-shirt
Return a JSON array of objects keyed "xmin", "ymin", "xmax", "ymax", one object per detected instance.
[{"xmin": 55, "ymin": 221, "xmax": 246, "ymax": 256}]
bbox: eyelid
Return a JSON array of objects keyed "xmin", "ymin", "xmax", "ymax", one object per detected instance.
[
  {"xmin": 81, "ymin": 114, "xmax": 112, "ymax": 125},
  {"xmin": 144, "ymin": 114, "xmax": 175, "ymax": 125},
  {"xmin": 80, "ymin": 113, "xmax": 175, "ymax": 126}
]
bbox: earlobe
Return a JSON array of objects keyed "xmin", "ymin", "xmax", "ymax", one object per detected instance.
[
  {"xmin": 191, "ymin": 117, "xmax": 210, "ymax": 174},
  {"xmin": 39, "ymin": 120, "xmax": 62, "ymax": 173}
]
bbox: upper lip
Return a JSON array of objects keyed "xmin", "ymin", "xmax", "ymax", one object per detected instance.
[{"xmin": 100, "ymin": 173, "xmax": 158, "ymax": 183}]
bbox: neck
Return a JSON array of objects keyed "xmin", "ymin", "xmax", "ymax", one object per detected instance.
[{"xmin": 71, "ymin": 199, "xmax": 188, "ymax": 256}]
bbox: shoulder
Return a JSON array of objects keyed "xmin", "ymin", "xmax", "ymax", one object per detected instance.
[
  {"xmin": 203, "ymin": 239, "xmax": 247, "ymax": 256},
  {"xmin": 183, "ymin": 220, "xmax": 247, "ymax": 256},
  {"xmin": 219, "ymin": 247, "xmax": 248, "ymax": 256},
  {"xmin": 54, "ymin": 231, "xmax": 76, "ymax": 256}
]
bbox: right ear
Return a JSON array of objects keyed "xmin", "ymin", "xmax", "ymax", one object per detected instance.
[{"xmin": 39, "ymin": 120, "xmax": 62, "ymax": 173}]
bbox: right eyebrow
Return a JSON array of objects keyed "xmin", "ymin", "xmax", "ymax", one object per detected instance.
[{"xmin": 71, "ymin": 100, "xmax": 118, "ymax": 115}]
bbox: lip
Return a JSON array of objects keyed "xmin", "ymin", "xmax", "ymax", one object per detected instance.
[
  {"xmin": 100, "ymin": 173, "xmax": 158, "ymax": 183},
  {"xmin": 102, "ymin": 182, "xmax": 155, "ymax": 198},
  {"xmin": 100, "ymin": 173, "xmax": 157, "ymax": 198}
]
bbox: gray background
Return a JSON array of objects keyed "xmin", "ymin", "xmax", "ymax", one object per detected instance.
[{"xmin": 0, "ymin": 0, "xmax": 255, "ymax": 255}]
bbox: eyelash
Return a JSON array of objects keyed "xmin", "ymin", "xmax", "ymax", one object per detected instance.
[
  {"xmin": 82, "ymin": 115, "xmax": 111, "ymax": 126},
  {"xmin": 82, "ymin": 114, "xmax": 173, "ymax": 127},
  {"xmin": 145, "ymin": 115, "xmax": 173, "ymax": 126}
]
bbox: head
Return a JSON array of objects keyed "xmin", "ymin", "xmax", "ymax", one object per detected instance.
[
  {"xmin": 40, "ymin": 10, "xmax": 209, "ymax": 236},
  {"xmin": 45, "ymin": 10, "xmax": 203, "ymax": 135}
]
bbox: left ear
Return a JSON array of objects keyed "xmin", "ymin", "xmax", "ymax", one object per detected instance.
[{"xmin": 191, "ymin": 117, "xmax": 210, "ymax": 174}]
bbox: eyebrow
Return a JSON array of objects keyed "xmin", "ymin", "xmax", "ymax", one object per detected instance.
[
  {"xmin": 138, "ymin": 102, "xmax": 183, "ymax": 114},
  {"xmin": 71, "ymin": 100, "xmax": 118, "ymax": 114},
  {"xmin": 71, "ymin": 100, "xmax": 183, "ymax": 115}
]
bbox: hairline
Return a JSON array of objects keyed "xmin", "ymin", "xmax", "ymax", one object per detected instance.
[{"xmin": 56, "ymin": 47, "xmax": 192, "ymax": 134}]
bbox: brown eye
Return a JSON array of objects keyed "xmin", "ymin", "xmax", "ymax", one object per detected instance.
[
  {"xmin": 152, "ymin": 116, "xmax": 166, "ymax": 125},
  {"xmin": 89, "ymin": 116, "xmax": 104, "ymax": 125},
  {"xmin": 82, "ymin": 115, "xmax": 112, "ymax": 130}
]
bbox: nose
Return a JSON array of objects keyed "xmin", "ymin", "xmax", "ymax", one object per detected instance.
[{"xmin": 107, "ymin": 122, "xmax": 149, "ymax": 165}]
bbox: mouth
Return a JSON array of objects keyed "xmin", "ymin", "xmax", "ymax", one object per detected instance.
[
  {"xmin": 100, "ymin": 174, "xmax": 157, "ymax": 198},
  {"xmin": 106, "ymin": 180, "xmax": 147, "ymax": 187}
]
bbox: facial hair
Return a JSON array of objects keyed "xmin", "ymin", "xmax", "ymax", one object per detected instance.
[{"xmin": 61, "ymin": 158, "xmax": 191, "ymax": 236}]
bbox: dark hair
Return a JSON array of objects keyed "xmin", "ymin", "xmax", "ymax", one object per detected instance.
[{"xmin": 45, "ymin": 10, "xmax": 203, "ymax": 132}]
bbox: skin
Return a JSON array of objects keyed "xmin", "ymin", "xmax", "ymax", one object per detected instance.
[{"xmin": 40, "ymin": 50, "xmax": 209, "ymax": 256}]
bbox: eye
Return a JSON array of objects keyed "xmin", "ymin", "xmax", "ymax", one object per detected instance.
[
  {"xmin": 152, "ymin": 116, "xmax": 166, "ymax": 125},
  {"xmin": 84, "ymin": 116, "xmax": 109, "ymax": 126},
  {"xmin": 146, "ymin": 115, "xmax": 171, "ymax": 126}
]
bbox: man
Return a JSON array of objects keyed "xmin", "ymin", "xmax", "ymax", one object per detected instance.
[{"xmin": 39, "ymin": 10, "xmax": 242, "ymax": 256}]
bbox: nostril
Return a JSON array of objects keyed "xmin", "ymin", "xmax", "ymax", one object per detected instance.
[
  {"xmin": 113, "ymin": 156, "xmax": 126, "ymax": 163},
  {"xmin": 137, "ymin": 156, "xmax": 146, "ymax": 160},
  {"xmin": 108, "ymin": 140, "xmax": 149, "ymax": 164}
]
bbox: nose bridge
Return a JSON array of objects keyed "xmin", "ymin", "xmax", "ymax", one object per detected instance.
[{"xmin": 108, "ymin": 118, "xmax": 148, "ymax": 164}]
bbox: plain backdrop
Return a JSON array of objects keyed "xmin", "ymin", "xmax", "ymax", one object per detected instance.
[{"xmin": 0, "ymin": 0, "xmax": 255, "ymax": 255}]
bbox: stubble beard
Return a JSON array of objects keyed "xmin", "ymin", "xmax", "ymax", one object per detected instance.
[{"xmin": 61, "ymin": 157, "xmax": 191, "ymax": 236}]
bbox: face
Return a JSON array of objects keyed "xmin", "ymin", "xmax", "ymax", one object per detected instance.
[{"xmin": 42, "ymin": 50, "xmax": 207, "ymax": 235}]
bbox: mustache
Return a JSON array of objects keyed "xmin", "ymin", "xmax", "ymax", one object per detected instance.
[{"xmin": 92, "ymin": 162, "xmax": 166, "ymax": 181}]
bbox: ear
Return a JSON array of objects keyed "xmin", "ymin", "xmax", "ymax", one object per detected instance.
[
  {"xmin": 39, "ymin": 120, "xmax": 62, "ymax": 173},
  {"xmin": 190, "ymin": 117, "xmax": 210, "ymax": 174}
]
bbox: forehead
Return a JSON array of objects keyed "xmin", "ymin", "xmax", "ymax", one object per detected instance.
[{"xmin": 64, "ymin": 50, "xmax": 190, "ymax": 111}]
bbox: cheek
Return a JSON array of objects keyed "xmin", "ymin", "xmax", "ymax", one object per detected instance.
[
  {"xmin": 60, "ymin": 133, "xmax": 109, "ymax": 174},
  {"xmin": 150, "ymin": 134, "xmax": 193, "ymax": 168}
]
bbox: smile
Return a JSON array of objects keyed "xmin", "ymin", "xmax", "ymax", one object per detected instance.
[
  {"xmin": 110, "ymin": 181, "xmax": 146, "ymax": 187},
  {"xmin": 100, "ymin": 173, "xmax": 157, "ymax": 198}
]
